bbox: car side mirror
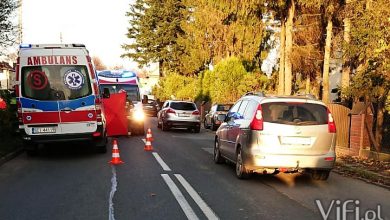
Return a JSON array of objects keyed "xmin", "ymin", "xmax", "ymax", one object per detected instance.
[
  {"xmin": 217, "ymin": 114, "xmax": 226, "ymax": 122},
  {"xmin": 102, "ymin": 88, "xmax": 110, "ymax": 99}
]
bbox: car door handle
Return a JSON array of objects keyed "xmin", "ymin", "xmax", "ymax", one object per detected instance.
[{"xmin": 61, "ymin": 107, "xmax": 72, "ymax": 112}]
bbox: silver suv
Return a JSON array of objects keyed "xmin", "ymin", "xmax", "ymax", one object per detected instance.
[
  {"xmin": 204, "ymin": 103, "xmax": 232, "ymax": 131},
  {"xmin": 157, "ymin": 100, "xmax": 201, "ymax": 133},
  {"xmin": 214, "ymin": 93, "xmax": 336, "ymax": 180}
]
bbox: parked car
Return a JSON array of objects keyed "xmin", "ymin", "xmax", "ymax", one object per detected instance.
[
  {"xmin": 143, "ymin": 99, "xmax": 160, "ymax": 117},
  {"xmin": 157, "ymin": 100, "xmax": 201, "ymax": 133},
  {"xmin": 204, "ymin": 103, "xmax": 232, "ymax": 131},
  {"xmin": 214, "ymin": 92, "xmax": 336, "ymax": 180}
]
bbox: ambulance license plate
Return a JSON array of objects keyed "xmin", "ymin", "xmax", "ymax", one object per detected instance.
[{"xmin": 32, "ymin": 127, "xmax": 56, "ymax": 134}]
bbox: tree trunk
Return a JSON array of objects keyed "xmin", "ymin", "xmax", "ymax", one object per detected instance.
[
  {"xmin": 341, "ymin": 17, "xmax": 350, "ymax": 93},
  {"xmin": 375, "ymin": 103, "xmax": 384, "ymax": 152},
  {"xmin": 278, "ymin": 20, "xmax": 286, "ymax": 95},
  {"xmin": 159, "ymin": 59, "xmax": 164, "ymax": 77},
  {"xmin": 375, "ymin": 93, "xmax": 388, "ymax": 152},
  {"xmin": 284, "ymin": 0, "xmax": 294, "ymax": 95},
  {"xmin": 305, "ymin": 76, "xmax": 310, "ymax": 94},
  {"xmin": 322, "ymin": 18, "xmax": 332, "ymax": 103}
]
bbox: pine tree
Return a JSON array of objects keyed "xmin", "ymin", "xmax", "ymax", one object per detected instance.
[{"xmin": 122, "ymin": 0, "xmax": 185, "ymax": 76}]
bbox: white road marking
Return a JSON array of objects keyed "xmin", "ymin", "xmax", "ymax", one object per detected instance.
[
  {"xmin": 109, "ymin": 166, "xmax": 117, "ymax": 220},
  {"xmin": 175, "ymin": 174, "xmax": 219, "ymax": 220},
  {"xmin": 142, "ymin": 138, "xmax": 146, "ymax": 144},
  {"xmin": 152, "ymin": 152, "xmax": 172, "ymax": 171},
  {"xmin": 161, "ymin": 174, "xmax": 199, "ymax": 220},
  {"xmin": 202, "ymin": 147, "xmax": 214, "ymax": 155}
]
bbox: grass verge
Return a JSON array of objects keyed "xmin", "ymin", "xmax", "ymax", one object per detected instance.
[{"xmin": 334, "ymin": 158, "xmax": 390, "ymax": 189}]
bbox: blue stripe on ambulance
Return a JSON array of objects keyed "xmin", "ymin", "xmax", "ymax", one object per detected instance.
[
  {"xmin": 20, "ymin": 95, "xmax": 95, "ymax": 111},
  {"xmin": 58, "ymin": 95, "xmax": 95, "ymax": 110},
  {"xmin": 20, "ymin": 97, "xmax": 59, "ymax": 111}
]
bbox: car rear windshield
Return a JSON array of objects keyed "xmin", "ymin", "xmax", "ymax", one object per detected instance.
[
  {"xmin": 262, "ymin": 102, "xmax": 328, "ymax": 125},
  {"xmin": 170, "ymin": 102, "xmax": 196, "ymax": 110},
  {"xmin": 217, "ymin": 104, "xmax": 232, "ymax": 111},
  {"xmin": 21, "ymin": 65, "xmax": 92, "ymax": 101},
  {"xmin": 99, "ymin": 84, "xmax": 140, "ymax": 102}
]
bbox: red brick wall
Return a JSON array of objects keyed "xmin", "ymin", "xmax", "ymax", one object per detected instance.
[
  {"xmin": 350, "ymin": 115, "xmax": 363, "ymax": 152},
  {"xmin": 349, "ymin": 114, "xmax": 374, "ymax": 155}
]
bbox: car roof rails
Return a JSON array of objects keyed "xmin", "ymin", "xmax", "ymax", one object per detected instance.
[
  {"xmin": 244, "ymin": 91, "xmax": 266, "ymax": 97},
  {"xmin": 295, "ymin": 93, "xmax": 317, "ymax": 100}
]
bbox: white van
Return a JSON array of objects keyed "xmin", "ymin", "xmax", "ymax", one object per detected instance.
[{"xmin": 16, "ymin": 44, "xmax": 107, "ymax": 155}]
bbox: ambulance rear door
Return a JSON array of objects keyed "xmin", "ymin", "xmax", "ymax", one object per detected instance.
[{"xmin": 54, "ymin": 53, "xmax": 98, "ymax": 135}]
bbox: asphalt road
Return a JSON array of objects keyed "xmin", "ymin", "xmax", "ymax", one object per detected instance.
[{"xmin": 0, "ymin": 117, "xmax": 389, "ymax": 220}]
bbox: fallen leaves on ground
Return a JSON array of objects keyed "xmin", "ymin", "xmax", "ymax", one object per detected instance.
[{"xmin": 334, "ymin": 154, "xmax": 390, "ymax": 188}]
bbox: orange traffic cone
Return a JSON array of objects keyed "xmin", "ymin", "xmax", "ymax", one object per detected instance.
[
  {"xmin": 146, "ymin": 128, "xmax": 154, "ymax": 142},
  {"xmin": 109, "ymin": 139, "xmax": 124, "ymax": 165},
  {"xmin": 144, "ymin": 138, "xmax": 153, "ymax": 151}
]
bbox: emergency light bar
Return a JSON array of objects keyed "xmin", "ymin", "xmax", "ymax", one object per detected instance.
[
  {"xmin": 19, "ymin": 44, "xmax": 32, "ymax": 48},
  {"xmin": 19, "ymin": 44, "xmax": 86, "ymax": 49},
  {"xmin": 97, "ymin": 70, "xmax": 137, "ymax": 78}
]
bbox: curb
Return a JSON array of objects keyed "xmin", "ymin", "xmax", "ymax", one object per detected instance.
[{"xmin": 0, "ymin": 148, "xmax": 24, "ymax": 167}]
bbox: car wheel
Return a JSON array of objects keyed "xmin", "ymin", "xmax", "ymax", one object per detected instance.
[
  {"xmin": 162, "ymin": 121, "xmax": 169, "ymax": 131},
  {"xmin": 194, "ymin": 127, "xmax": 200, "ymax": 133},
  {"xmin": 311, "ymin": 170, "xmax": 330, "ymax": 181},
  {"xmin": 236, "ymin": 147, "xmax": 250, "ymax": 179},
  {"xmin": 211, "ymin": 120, "xmax": 217, "ymax": 131},
  {"xmin": 320, "ymin": 171, "xmax": 330, "ymax": 180},
  {"xmin": 138, "ymin": 126, "xmax": 145, "ymax": 136},
  {"xmin": 95, "ymin": 134, "xmax": 108, "ymax": 153},
  {"xmin": 204, "ymin": 119, "xmax": 210, "ymax": 129},
  {"xmin": 213, "ymin": 139, "xmax": 224, "ymax": 164}
]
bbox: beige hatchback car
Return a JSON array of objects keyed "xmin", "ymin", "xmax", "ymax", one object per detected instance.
[{"xmin": 214, "ymin": 92, "xmax": 336, "ymax": 180}]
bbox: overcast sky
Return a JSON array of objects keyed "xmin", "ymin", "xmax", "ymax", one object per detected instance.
[{"xmin": 22, "ymin": 0, "xmax": 136, "ymax": 69}]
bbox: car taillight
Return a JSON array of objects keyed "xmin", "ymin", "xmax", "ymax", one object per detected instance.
[
  {"xmin": 166, "ymin": 108, "xmax": 176, "ymax": 114},
  {"xmin": 192, "ymin": 110, "xmax": 200, "ymax": 115},
  {"xmin": 95, "ymin": 98, "xmax": 102, "ymax": 122},
  {"xmin": 92, "ymin": 132, "xmax": 101, "ymax": 137},
  {"xmin": 327, "ymin": 109, "xmax": 336, "ymax": 133},
  {"xmin": 250, "ymin": 104, "xmax": 263, "ymax": 131}
]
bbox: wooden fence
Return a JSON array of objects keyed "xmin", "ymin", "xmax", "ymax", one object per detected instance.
[{"xmin": 327, "ymin": 103, "xmax": 351, "ymax": 149}]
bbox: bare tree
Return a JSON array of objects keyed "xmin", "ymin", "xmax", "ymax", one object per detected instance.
[
  {"xmin": 0, "ymin": 0, "xmax": 17, "ymax": 53},
  {"xmin": 92, "ymin": 56, "xmax": 107, "ymax": 70}
]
